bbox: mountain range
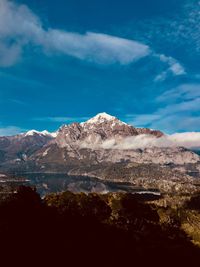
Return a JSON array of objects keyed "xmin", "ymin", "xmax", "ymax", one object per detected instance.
[{"xmin": 0, "ymin": 112, "xmax": 200, "ymax": 194}]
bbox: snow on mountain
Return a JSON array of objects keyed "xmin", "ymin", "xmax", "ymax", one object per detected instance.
[
  {"xmin": 79, "ymin": 113, "xmax": 200, "ymax": 150},
  {"xmin": 24, "ymin": 130, "xmax": 57, "ymax": 138},
  {"xmin": 1, "ymin": 112, "xmax": 200, "ymax": 182},
  {"xmin": 55, "ymin": 113, "xmax": 163, "ymax": 149},
  {"xmin": 25, "ymin": 130, "xmax": 44, "ymax": 136},
  {"xmin": 81, "ymin": 112, "xmax": 126, "ymax": 126},
  {"xmin": 50, "ymin": 131, "xmax": 58, "ymax": 138},
  {"xmin": 15, "ymin": 114, "xmax": 200, "ymax": 150}
]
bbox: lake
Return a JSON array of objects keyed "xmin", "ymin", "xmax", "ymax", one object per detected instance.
[{"xmin": 10, "ymin": 172, "xmax": 161, "ymax": 198}]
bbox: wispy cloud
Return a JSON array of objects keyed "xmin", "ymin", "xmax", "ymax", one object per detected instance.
[
  {"xmin": 154, "ymin": 54, "xmax": 185, "ymax": 82},
  {"xmin": 127, "ymin": 0, "xmax": 200, "ymax": 55},
  {"xmin": 169, "ymin": 0, "xmax": 200, "ymax": 54},
  {"xmin": 126, "ymin": 83, "xmax": 200, "ymax": 132},
  {"xmin": 0, "ymin": 0, "xmax": 185, "ymax": 80},
  {"xmin": 8, "ymin": 99, "xmax": 27, "ymax": 106},
  {"xmin": 157, "ymin": 98, "xmax": 200, "ymax": 116},
  {"xmin": 124, "ymin": 114, "xmax": 161, "ymax": 127},
  {"xmin": 0, "ymin": 126, "xmax": 24, "ymax": 136},
  {"xmin": 0, "ymin": 42, "xmax": 21, "ymax": 67},
  {"xmin": 152, "ymin": 83, "xmax": 200, "ymax": 131},
  {"xmin": 33, "ymin": 116, "xmax": 90, "ymax": 123},
  {"xmin": 151, "ymin": 115, "xmax": 200, "ymax": 133},
  {"xmin": 157, "ymin": 84, "xmax": 200, "ymax": 102},
  {"xmin": 156, "ymin": 84, "xmax": 200, "ymax": 118},
  {"xmin": 0, "ymin": 0, "xmax": 150, "ymax": 66},
  {"xmin": 44, "ymin": 31, "xmax": 151, "ymax": 65}
]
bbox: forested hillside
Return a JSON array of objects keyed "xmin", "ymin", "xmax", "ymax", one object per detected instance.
[{"xmin": 0, "ymin": 186, "xmax": 200, "ymax": 266}]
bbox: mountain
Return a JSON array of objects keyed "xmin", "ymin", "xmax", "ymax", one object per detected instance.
[
  {"xmin": 24, "ymin": 130, "xmax": 57, "ymax": 138},
  {"xmin": 0, "ymin": 130, "xmax": 54, "ymax": 166},
  {"xmin": 54, "ymin": 112, "xmax": 163, "ymax": 149},
  {"xmin": 0, "ymin": 112, "xmax": 200, "ymax": 194}
]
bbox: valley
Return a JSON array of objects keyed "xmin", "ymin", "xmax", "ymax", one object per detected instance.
[
  {"xmin": 1, "ymin": 113, "xmax": 200, "ymax": 265},
  {"xmin": 1, "ymin": 113, "xmax": 200, "ymax": 197}
]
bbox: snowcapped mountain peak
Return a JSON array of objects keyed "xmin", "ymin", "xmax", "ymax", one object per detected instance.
[
  {"xmin": 50, "ymin": 131, "xmax": 58, "ymax": 138},
  {"xmin": 25, "ymin": 130, "xmax": 41, "ymax": 136},
  {"xmin": 81, "ymin": 112, "xmax": 126, "ymax": 125},
  {"xmin": 24, "ymin": 130, "xmax": 57, "ymax": 137}
]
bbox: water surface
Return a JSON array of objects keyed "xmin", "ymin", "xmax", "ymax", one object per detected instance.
[{"xmin": 11, "ymin": 173, "xmax": 161, "ymax": 198}]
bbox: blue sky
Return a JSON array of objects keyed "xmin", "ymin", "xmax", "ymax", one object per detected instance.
[{"xmin": 0, "ymin": 0, "xmax": 200, "ymax": 135}]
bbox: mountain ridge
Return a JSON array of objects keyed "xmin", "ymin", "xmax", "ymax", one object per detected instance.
[{"xmin": 0, "ymin": 112, "xmax": 200, "ymax": 195}]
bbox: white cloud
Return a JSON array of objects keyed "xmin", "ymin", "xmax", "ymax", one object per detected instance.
[
  {"xmin": 103, "ymin": 135, "xmax": 173, "ymax": 150},
  {"xmin": 169, "ymin": 132, "xmax": 200, "ymax": 148},
  {"xmin": 157, "ymin": 84, "xmax": 200, "ymax": 102},
  {"xmin": 0, "ymin": 0, "xmax": 184, "ymax": 73},
  {"xmin": 124, "ymin": 133, "xmax": 200, "ymax": 149},
  {"xmin": 124, "ymin": 84, "xmax": 200, "ymax": 133},
  {"xmin": 153, "ymin": 84, "xmax": 200, "ymax": 129},
  {"xmin": 33, "ymin": 116, "xmax": 90, "ymax": 123},
  {"xmin": 0, "ymin": 126, "xmax": 24, "ymax": 136},
  {"xmin": 159, "ymin": 54, "xmax": 185, "ymax": 75},
  {"xmin": 124, "ymin": 114, "xmax": 161, "ymax": 127},
  {"xmin": 154, "ymin": 54, "xmax": 185, "ymax": 81},
  {"xmin": 134, "ymin": 84, "xmax": 200, "ymax": 132},
  {"xmin": 0, "ymin": 0, "xmax": 150, "ymax": 66},
  {"xmin": 150, "ymin": 115, "xmax": 200, "ymax": 133},
  {"xmin": 1, "ymin": 123, "xmax": 200, "ymax": 150},
  {"xmin": 0, "ymin": 42, "xmax": 21, "ymax": 67},
  {"xmin": 129, "ymin": 0, "xmax": 200, "ymax": 56},
  {"xmin": 44, "ymin": 31, "xmax": 151, "ymax": 65},
  {"xmin": 81, "ymin": 132, "xmax": 200, "ymax": 150},
  {"xmin": 157, "ymin": 97, "xmax": 200, "ymax": 116}
]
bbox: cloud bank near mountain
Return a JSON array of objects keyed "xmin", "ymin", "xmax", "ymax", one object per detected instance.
[
  {"xmin": 80, "ymin": 132, "xmax": 200, "ymax": 150},
  {"xmin": 168, "ymin": 132, "xmax": 200, "ymax": 149},
  {"xmin": 0, "ymin": 126, "xmax": 25, "ymax": 136}
]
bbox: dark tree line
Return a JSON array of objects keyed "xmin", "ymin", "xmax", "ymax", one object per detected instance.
[{"xmin": 0, "ymin": 186, "xmax": 199, "ymax": 267}]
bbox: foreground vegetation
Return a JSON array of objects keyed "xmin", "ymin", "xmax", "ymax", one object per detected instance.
[{"xmin": 0, "ymin": 187, "xmax": 200, "ymax": 266}]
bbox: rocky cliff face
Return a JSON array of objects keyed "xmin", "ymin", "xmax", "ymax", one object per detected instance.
[
  {"xmin": 33, "ymin": 113, "xmax": 199, "ymax": 167},
  {"xmin": 0, "ymin": 113, "xmax": 200, "ymax": 195},
  {"xmin": 0, "ymin": 131, "xmax": 53, "ymax": 165},
  {"xmin": 55, "ymin": 113, "xmax": 164, "ymax": 149}
]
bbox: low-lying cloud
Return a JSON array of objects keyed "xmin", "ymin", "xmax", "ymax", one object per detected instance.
[
  {"xmin": 0, "ymin": 126, "xmax": 24, "ymax": 136},
  {"xmin": 168, "ymin": 132, "xmax": 200, "ymax": 149},
  {"xmin": 80, "ymin": 132, "xmax": 200, "ymax": 150}
]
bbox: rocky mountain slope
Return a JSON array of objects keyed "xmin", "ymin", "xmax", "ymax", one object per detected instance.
[
  {"xmin": 0, "ymin": 130, "xmax": 54, "ymax": 166},
  {"xmin": 0, "ymin": 113, "xmax": 200, "ymax": 194},
  {"xmin": 55, "ymin": 112, "xmax": 163, "ymax": 149},
  {"xmin": 32, "ymin": 113, "xmax": 199, "ymax": 167}
]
